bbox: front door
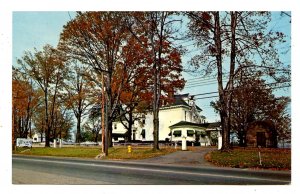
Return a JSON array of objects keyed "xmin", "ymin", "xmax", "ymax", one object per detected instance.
[{"xmin": 257, "ymin": 132, "xmax": 266, "ymax": 147}]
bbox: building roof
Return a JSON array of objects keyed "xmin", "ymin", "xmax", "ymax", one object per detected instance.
[
  {"xmin": 173, "ymin": 94, "xmax": 190, "ymax": 106},
  {"xmin": 169, "ymin": 121, "xmax": 221, "ymax": 130},
  {"xmin": 162, "ymin": 94, "xmax": 202, "ymax": 111},
  {"xmin": 202, "ymin": 122, "xmax": 221, "ymax": 129},
  {"xmin": 169, "ymin": 121, "xmax": 206, "ymax": 129}
]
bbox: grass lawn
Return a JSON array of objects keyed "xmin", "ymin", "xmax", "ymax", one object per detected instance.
[
  {"xmin": 105, "ymin": 146, "xmax": 177, "ymax": 160},
  {"xmin": 205, "ymin": 147, "xmax": 291, "ymax": 170},
  {"xmin": 13, "ymin": 146, "xmax": 177, "ymax": 160}
]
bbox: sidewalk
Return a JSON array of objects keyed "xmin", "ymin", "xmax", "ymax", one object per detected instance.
[{"xmin": 135, "ymin": 146, "xmax": 216, "ymax": 166}]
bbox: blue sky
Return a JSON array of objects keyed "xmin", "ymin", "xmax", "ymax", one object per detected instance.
[
  {"xmin": 12, "ymin": 11, "xmax": 291, "ymax": 122},
  {"xmin": 13, "ymin": 12, "xmax": 75, "ymax": 62}
]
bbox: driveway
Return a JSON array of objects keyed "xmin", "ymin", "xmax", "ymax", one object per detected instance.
[{"xmin": 135, "ymin": 146, "xmax": 216, "ymax": 166}]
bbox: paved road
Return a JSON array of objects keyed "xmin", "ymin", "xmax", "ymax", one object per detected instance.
[{"xmin": 12, "ymin": 155, "xmax": 291, "ymax": 185}]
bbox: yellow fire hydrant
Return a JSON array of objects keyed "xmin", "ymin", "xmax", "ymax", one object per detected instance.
[{"xmin": 127, "ymin": 145, "xmax": 132, "ymax": 153}]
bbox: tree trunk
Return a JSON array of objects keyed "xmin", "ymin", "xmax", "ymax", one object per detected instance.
[
  {"xmin": 127, "ymin": 111, "xmax": 133, "ymax": 142},
  {"xmin": 152, "ymin": 59, "xmax": 160, "ymax": 151},
  {"xmin": 238, "ymin": 130, "xmax": 243, "ymax": 147},
  {"xmin": 213, "ymin": 12, "xmax": 230, "ymax": 151},
  {"xmin": 102, "ymin": 72, "xmax": 112, "ymax": 155},
  {"xmin": 94, "ymin": 130, "xmax": 99, "ymax": 142},
  {"xmin": 41, "ymin": 120, "xmax": 45, "ymax": 143},
  {"xmin": 238, "ymin": 125, "xmax": 247, "ymax": 147},
  {"xmin": 152, "ymin": 12, "xmax": 165, "ymax": 151},
  {"xmin": 12, "ymin": 108, "xmax": 16, "ymax": 151},
  {"xmin": 29, "ymin": 117, "xmax": 32, "ymax": 138},
  {"xmin": 45, "ymin": 88, "xmax": 50, "ymax": 147},
  {"xmin": 108, "ymin": 122, "xmax": 113, "ymax": 147},
  {"xmin": 153, "ymin": 109, "xmax": 159, "ymax": 150},
  {"xmin": 59, "ymin": 128, "xmax": 62, "ymax": 140},
  {"xmin": 106, "ymin": 72, "xmax": 113, "ymax": 149},
  {"xmin": 75, "ymin": 114, "xmax": 82, "ymax": 143},
  {"xmin": 101, "ymin": 73, "xmax": 105, "ymax": 153},
  {"xmin": 223, "ymin": 11, "xmax": 238, "ymax": 151},
  {"xmin": 271, "ymin": 123, "xmax": 278, "ymax": 148}
]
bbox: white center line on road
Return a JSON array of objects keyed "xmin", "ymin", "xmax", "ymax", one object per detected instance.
[{"xmin": 13, "ymin": 157, "xmax": 290, "ymax": 184}]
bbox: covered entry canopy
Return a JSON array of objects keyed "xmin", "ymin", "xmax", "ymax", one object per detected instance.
[
  {"xmin": 169, "ymin": 121, "xmax": 221, "ymax": 131},
  {"xmin": 170, "ymin": 121, "xmax": 206, "ymax": 130},
  {"xmin": 169, "ymin": 121, "xmax": 205, "ymax": 145},
  {"xmin": 169, "ymin": 121, "xmax": 221, "ymax": 146}
]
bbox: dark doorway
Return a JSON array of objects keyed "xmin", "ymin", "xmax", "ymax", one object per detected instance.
[
  {"xmin": 141, "ymin": 129, "xmax": 146, "ymax": 139},
  {"xmin": 257, "ymin": 132, "xmax": 266, "ymax": 147}
]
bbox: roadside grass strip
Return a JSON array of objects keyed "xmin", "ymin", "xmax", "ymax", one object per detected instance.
[
  {"xmin": 206, "ymin": 147, "xmax": 291, "ymax": 170},
  {"xmin": 13, "ymin": 146, "xmax": 177, "ymax": 160}
]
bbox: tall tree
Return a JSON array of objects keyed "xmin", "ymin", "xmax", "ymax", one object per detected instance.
[
  {"xmin": 229, "ymin": 73, "xmax": 290, "ymax": 147},
  {"xmin": 113, "ymin": 37, "xmax": 151, "ymax": 141},
  {"xmin": 64, "ymin": 61, "xmax": 94, "ymax": 143},
  {"xmin": 115, "ymin": 34, "xmax": 185, "ymax": 142},
  {"xmin": 188, "ymin": 11, "xmax": 230, "ymax": 150},
  {"xmin": 188, "ymin": 11, "xmax": 290, "ymax": 150},
  {"xmin": 31, "ymin": 104, "xmax": 46, "ymax": 142},
  {"xmin": 83, "ymin": 105, "xmax": 102, "ymax": 142},
  {"xmin": 17, "ymin": 45, "xmax": 67, "ymax": 147},
  {"xmin": 12, "ymin": 76, "xmax": 41, "ymax": 145},
  {"xmin": 52, "ymin": 106, "xmax": 73, "ymax": 140},
  {"xmin": 32, "ymin": 103, "xmax": 73, "ymax": 142},
  {"xmin": 126, "ymin": 12, "xmax": 184, "ymax": 150},
  {"xmin": 59, "ymin": 12, "xmax": 131, "ymax": 155}
]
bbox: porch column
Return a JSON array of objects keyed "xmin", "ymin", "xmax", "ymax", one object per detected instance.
[
  {"xmin": 218, "ymin": 130, "xmax": 222, "ymax": 150},
  {"xmin": 182, "ymin": 136, "xmax": 187, "ymax": 151}
]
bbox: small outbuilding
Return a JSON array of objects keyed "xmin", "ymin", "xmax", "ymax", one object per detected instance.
[
  {"xmin": 246, "ymin": 121, "xmax": 277, "ymax": 148},
  {"xmin": 32, "ymin": 133, "xmax": 45, "ymax": 143}
]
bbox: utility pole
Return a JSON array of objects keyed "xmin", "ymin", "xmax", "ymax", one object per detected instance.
[
  {"xmin": 101, "ymin": 73, "xmax": 106, "ymax": 155},
  {"xmin": 104, "ymin": 90, "xmax": 108, "ymax": 156},
  {"xmin": 101, "ymin": 72, "xmax": 109, "ymax": 156}
]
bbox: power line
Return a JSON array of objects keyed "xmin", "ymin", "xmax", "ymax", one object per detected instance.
[
  {"xmin": 186, "ymin": 75, "xmax": 229, "ymax": 84},
  {"xmin": 186, "ymin": 80, "xmax": 216, "ymax": 86},
  {"xmin": 195, "ymin": 95, "xmax": 219, "ymax": 100},
  {"xmin": 173, "ymin": 39, "xmax": 195, "ymax": 46},
  {"xmin": 186, "ymin": 77, "xmax": 217, "ymax": 84},
  {"xmin": 188, "ymin": 82, "xmax": 290, "ymax": 100},
  {"xmin": 185, "ymin": 76, "xmax": 290, "ymax": 89},
  {"xmin": 193, "ymin": 91, "xmax": 219, "ymax": 97},
  {"xmin": 184, "ymin": 66, "xmax": 290, "ymax": 85},
  {"xmin": 185, "ymin": 80, "xmax": 225, "ymax": 88},
  {"xmin": 185, "ymin": 80, "xmax": 231, "ymax": 89},
  {"xmin": 174, "ymin": 42, "xmax": 197, "ymax": 49},
  {"xmin": 185, "ymin": 72, "xmax": 229, "ymax": 82}
]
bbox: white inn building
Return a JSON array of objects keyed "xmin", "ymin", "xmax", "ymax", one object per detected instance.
[{"xmin": 112, "ymin": 93, "xmax": 221, "ymax": 146}]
